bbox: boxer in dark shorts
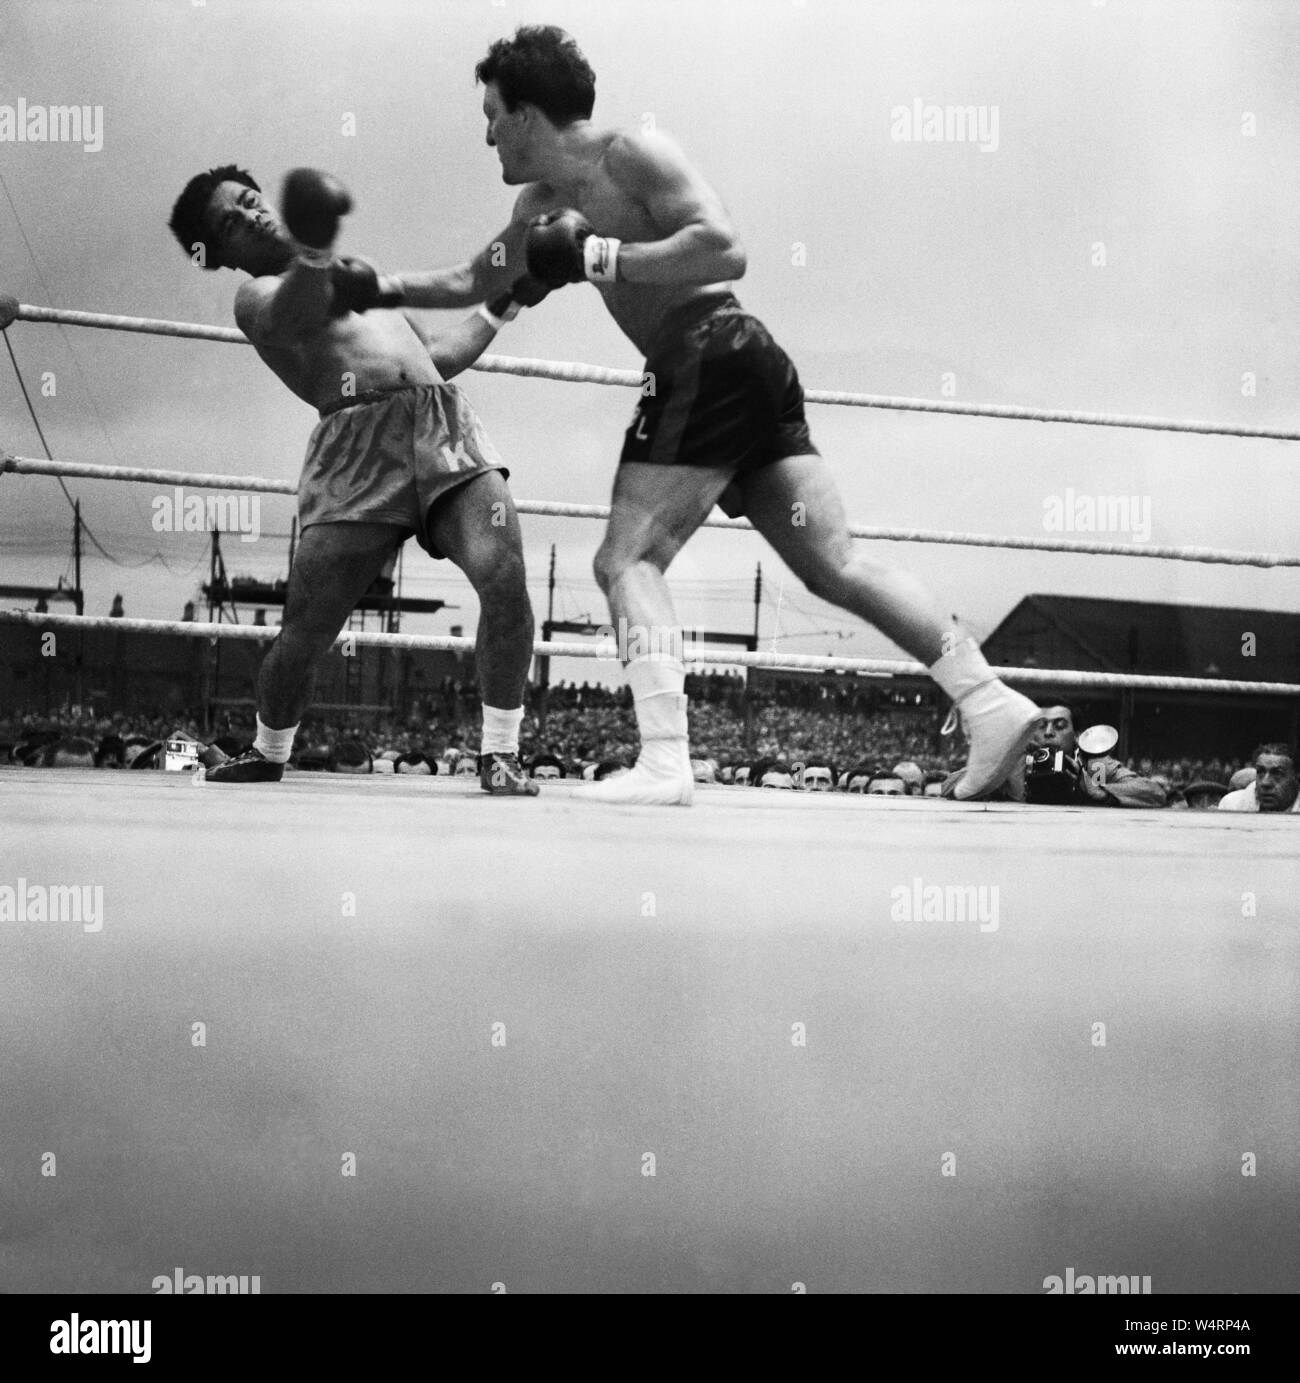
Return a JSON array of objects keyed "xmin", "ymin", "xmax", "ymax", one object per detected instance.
[
  {"xmin": 618, "ymin": 292, "xmax": 817, "ymax": 518},
  {"xmin": 168, "ymin": 163, "xmax": 546, "ymax": 793},
  {"xmin": 393, "ymin": 25, "xmax": 1040, "ymax": 805}
]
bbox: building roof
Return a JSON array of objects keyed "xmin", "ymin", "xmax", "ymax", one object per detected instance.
[{"xmin": 982, "ymin": 595, "xmax": 1300, "ymax": 683}]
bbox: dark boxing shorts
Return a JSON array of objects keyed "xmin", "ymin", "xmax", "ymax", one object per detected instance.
[
  {"xmin": 619, "ymin": 292, "xmax": 818, "ymax": 515},
  {"xmin": 299, "ymin": 382, "xmax": 507, "ymax": 560}
]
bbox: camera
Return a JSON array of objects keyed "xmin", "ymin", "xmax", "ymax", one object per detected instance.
[
  {"xmin": 1024, "ymin": 745, "xmax": 1078, "ymax": 804},
  {"xmin": 1028, "ymin": 746, "xmax": 1067, "ymax": 776},
  {"xmin": 162, "ymin": 738, "xmax": 200, "ymax": 772}
]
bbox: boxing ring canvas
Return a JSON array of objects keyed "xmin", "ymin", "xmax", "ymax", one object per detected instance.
[{"xmin": 2, "ymin": 769, "xmax": 1295, "ymax": 1293}]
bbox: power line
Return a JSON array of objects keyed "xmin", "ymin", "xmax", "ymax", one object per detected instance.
[{"xmin": 0, "ymin": 167, "xmax": 155, "ymax": 531}]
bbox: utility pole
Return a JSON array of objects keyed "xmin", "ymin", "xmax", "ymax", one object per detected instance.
[
  {"xmin": 206, "ymin": 529, "xmax": 223, "ymax": 733},
  {"xmin": 752, "ymin": 561, "xmax": 762, "ymax": 643},
  {"xmin": 72, "ymin": 499, "xmax": 84, "ymax": 710},
  {"xmin": 745, "ymin": 561, "xmax": 761, "ymax": 755},
  {"xmin": 538, "ymin": 543, "xmax": 556, "ymax": 732}
]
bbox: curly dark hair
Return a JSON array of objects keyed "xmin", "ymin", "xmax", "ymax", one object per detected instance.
[
  {"xmin": 476, "ymin": 26, "xmax": 595, "ymax": 125},
  {"xmin": 168, "ymin": 164, "xmax": 260, "ymax": 270}
]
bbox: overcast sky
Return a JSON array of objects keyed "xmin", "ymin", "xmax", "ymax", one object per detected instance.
[{"xmin": 2, "ymin": 0, "xmax": 1297, "ymax": 687}]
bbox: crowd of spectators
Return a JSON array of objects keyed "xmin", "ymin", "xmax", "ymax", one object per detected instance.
[{"xmin": 2, "ymin": 681, "xmax": 1292, "ymax": 812}]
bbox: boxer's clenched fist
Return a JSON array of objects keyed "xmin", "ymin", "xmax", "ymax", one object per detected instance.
[
  {"xmin": 329, "ymin": 257, "xmax": 403, "ymax": 314},
  {"xmin": 526, "ymin": 210, "xmax": 621, "ymax": 286}
]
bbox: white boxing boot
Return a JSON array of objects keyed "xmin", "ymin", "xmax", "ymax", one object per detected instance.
[
  {"xmin": 585, "ymin": 656, "xmax": 694, "ymax": 806},
  {"xmin": 930, "ymin": 637, "xmax": 1039, "ymax": 800}
]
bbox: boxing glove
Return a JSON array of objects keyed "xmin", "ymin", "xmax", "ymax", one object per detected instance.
[
  {"xmin": 330, "ymin": 257, "xmax": 403, "ymax": 314},
  {"xmin": 505, "ymin": 272, "xmax": 552, "ymax": 308},
  {"xmin": 526, "ymin": 210, "xmax": 621, "ymax": 286},
  {"xmin": 481, "ymin": 274, "xmax": 553, "ymax": 329},
  {"xmin": 281, "ymin": 168, "xmax": 353, "ymax": 252}
]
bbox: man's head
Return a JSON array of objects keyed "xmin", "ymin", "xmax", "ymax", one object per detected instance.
[
  {"xmin": 329, "ymin": 739, "xmax": 372, "ymax": 774},
  {"xmin": 801, "ymin": 760, "xmax": 836, "ymax": 792},
  {"xmin": 1033, "ymin": 704, "xmax": 1077, "ymax": 756},
  {"xmin": 1251, "ymin": 743, "xmax": 1298, "ymax": 812},
  {"xmin": 95, "ymin": 734, "xmax": 126, "ymax": 769},
  {"xmin": 1184, "ymin": 780, "xmax": 1229, "ymax": 811},
  {"xmin": 169, "ymin": 165, "xmax": 294, "ymax": 276},
  {"xmin": 48, "ymin": 736, "xmax": 95, "ymax": 769},
  {"xmin": 294, "ymin": 744, "xmax": 331, "ymax": 772},
  {"xmin": 529, "ymin": 753, "xmax": 565, "ymax": 780},
  {"xmin": 867, "ymin": 773, "xmax": 905, "ymax": 797},
  {"xmin": 477, "ymin": 26, "xmax": 595, "ymax": 183},
  {"xmin": 843, "ymin": 766, "xmax": 873, "ymax": 794},
  {"xmin": 121, "ymin": 734, "xmax": 152, "ymax": 767},
  {"xmin": 586, "ymin": 760, "xmax": 627, "ymax": 782}
]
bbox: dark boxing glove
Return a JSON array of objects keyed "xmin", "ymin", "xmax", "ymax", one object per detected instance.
[
  {"xmin": 525, "ymin": 210, "xmax": 621, "ymax": 287},
  {"xmin": 281, "ymin": 168, "xmax": 353, "ymax": 262},
  {"xmin": 480, "ymin": 274, "xmax": 553, "ymax": 330},
  {"xmin": 329, "ymin": 257, "xmax": 404, "ymax": 314},
  {"xmin": 505, "ymin": 272, "xmax": 552, "ymax": 308}
]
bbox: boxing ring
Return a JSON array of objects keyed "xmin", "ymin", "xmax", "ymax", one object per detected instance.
[{"xmin": 2, "ymin": 299, "xmax": 1298, "ymax": 1294}]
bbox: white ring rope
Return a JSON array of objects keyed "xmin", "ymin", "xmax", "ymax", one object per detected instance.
[
  {"xmin": 4, "ymin": 455, "xmax": 1295, "ymax": 569},
  {"xmin": 4, "ymin": 611, "xmax": 1296, "ymax": 697},
  {"xmin": 7, "ymin": 301, "xmax": 1298, "ymax": 442}
]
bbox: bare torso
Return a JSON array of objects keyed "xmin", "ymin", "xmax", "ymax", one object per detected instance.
[
  {"xmin": 246, "ymin": 300, "xmax": 442, "ymax": 412},
  {"xmin": 523, "ymin": 135, "xmax": 734, "ymax": 357}
]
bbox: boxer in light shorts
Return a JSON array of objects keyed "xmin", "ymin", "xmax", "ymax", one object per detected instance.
[{"xmin": 169, "ymin": 163, "xmax": 546, "ymax": 793}]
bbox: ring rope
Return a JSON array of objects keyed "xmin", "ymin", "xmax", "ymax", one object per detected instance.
[
  {"xmin": 4, "ymin": 454, "xmax": 1295, "ymax": 569},
  {"xmin": 4, "ymin": 611, "xmax": 1295, "ymax": 697},
  {"xmin": 9, "ymin": 302, "xmax": 1298, "ymax": 442}
]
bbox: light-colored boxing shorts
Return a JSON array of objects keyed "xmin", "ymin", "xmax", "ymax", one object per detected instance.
[{"xmin": 298, "ymin": 381, "xmax": 508, "ymax": 559}]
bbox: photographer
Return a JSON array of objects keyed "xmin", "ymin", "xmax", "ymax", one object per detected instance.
[{"xmin": 1024, "ymin": 706, "xmax": 1166, "ymax": 807}]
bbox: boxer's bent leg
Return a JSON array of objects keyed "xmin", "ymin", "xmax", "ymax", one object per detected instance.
[
  {"xmin": 737, "ymin": 453, "xmax": 950, "ymax": 664},
  {"xmin": 740, "ymin": 453, "xmax": 1037, "ymax": 798},
  {"xmin": 258, "ymin": 521, "xmax": 406, "ymax": 729},
  {"xmin": 592, "ymin": 462, "xmax": 736, "ymax": 639},
  {"xmin": 426, "ymin": 471, "xmax": 533, "ymax": 711}
]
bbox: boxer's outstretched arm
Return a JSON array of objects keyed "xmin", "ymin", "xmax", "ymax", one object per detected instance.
[
  {"xmin": 410, "ymin": 311, "xmax": 500, "ymax": 381},
  {"xmin": 391, "ymin": 187, "xmax": 550, "ymax": 308},
  {"xmin": 606, "ymin": 133, "xmax": 746, "ymax": 285},
  {"xmin": 407, "ymin": 274, "xmax": 549, "ymax": 379},
  {"xmin": 386, "ymin": 247, "xmax": 492, "ymax": 310}
]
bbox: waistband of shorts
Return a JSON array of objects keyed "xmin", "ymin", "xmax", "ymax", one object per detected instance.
[
  {"xmin": 318, "ymin": 383, "xmax": 427, "ymax": 419},
  {"xmin": 643, "ymin": 291, "xmax": 743, "ymax": 358}
]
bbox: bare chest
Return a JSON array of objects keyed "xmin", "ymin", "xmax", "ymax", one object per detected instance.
[{"xmin": 565, "ymin": 176, "xmax": 661, "ymax": 242}]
